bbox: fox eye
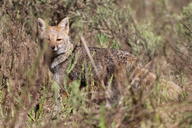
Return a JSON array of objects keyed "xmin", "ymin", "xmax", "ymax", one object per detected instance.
[{"xmin": 57, "ymin": 39, "xmax": 62, "ymax": 41}]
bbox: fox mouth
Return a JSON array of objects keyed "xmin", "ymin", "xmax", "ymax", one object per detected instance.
[
  {"xmin": 53, "ymin": 47, "xmax": 65, "ymax": 55},
  {"xmin": 52, "ymin": 44, "xmax": 65, "ymax": 55}
]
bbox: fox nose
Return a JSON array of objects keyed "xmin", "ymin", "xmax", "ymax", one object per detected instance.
[{"xmin": 51, "ymin": 46, "xmax": 58, "ymax": 51}]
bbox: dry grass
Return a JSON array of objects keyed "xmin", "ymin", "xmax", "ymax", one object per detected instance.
[{"xmin": 0, "ymin": 0, "xmax": 192, "ymax": 128}]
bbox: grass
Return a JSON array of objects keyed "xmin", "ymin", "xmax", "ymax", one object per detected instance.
[{"xmin": 0, "ymin": 0, "xmax": 192, "ymax": 128}]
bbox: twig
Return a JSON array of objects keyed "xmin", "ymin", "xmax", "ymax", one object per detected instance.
[
  {"xmin": 80, "ymin": 35, "xmax": 105, "ymax": 87},
  {"xmin": 181, "ymin": 22, "xmax": 192, "ymax": 34}
]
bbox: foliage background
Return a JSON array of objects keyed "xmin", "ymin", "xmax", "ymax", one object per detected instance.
[{"xmin": 0, "ymin": 0, "xmax": 192, "ymax": 127}]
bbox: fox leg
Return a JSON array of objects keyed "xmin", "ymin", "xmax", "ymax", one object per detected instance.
[
  {"xmin": 51, "ymin": 81, "xmax": 62, "ymax": 119},
  {"xmin": 51, "ymin": 72, "xmax": 65, "ymax": 118}
]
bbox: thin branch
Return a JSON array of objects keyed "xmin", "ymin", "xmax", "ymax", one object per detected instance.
[{"xmin": 80, "ymin": 35, "xmax": 105, "ymax": 87}]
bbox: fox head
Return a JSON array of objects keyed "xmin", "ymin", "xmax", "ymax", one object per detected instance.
[{"xmin": 37, "ymin": 17, "xmax": 73, "ymax": 55}]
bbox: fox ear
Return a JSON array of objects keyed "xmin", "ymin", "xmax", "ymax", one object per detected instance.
[
  {"xmin": 37, "ymin": 18, "xmax": 46, "ymax": 34},
  {"xmin": 58, "ymin": 17, "xmax": 69, "ymax": 34}
]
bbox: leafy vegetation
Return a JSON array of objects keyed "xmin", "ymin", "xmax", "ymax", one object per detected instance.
[{"xmin": 0, "ymin": 0, "xmax": 192, "ymax": 127}]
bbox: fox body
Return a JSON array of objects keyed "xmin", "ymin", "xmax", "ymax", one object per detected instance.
[
  {"xmin": 37, "ymin": 17, "xmax": 156, "ymax": 88},
  {"xmin": 36, "ymin": 17, "xmax": 185, "ymax": 116},
  {"xmin": 37, "ymin": 17, "xmax": 136, "ymax": 86}
]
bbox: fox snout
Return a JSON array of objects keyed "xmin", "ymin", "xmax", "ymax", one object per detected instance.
[
  {"xmin": 51, "ymin": 45, "xmax": 58, "ymax": 51},
  {"xmin": 51, "ymin": 44, "xmax": 67, "ymax": 55},
  {"xmin": 50, "ymin": 44, "xmax": 63, "ymax": 54}
]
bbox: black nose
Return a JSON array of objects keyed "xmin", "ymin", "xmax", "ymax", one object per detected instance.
[
  {"xmin": 51, "ymin": 46, "xmax": 55, "ymax": 50},
  {"xmin": 51, "ymin": 46, "xmax": 58, "ymax": 51}
]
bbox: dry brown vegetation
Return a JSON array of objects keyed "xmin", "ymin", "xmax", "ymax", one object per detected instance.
[{"xmin": 0, "ymin": 0, "xmax": 192, "ymax": 128}]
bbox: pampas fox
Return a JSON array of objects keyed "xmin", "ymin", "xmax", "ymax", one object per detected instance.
[
  {"xmin": 36, "ymin": 17, "xmax": 184, "ymax": 112},
  {"xmin": 37, "ymin": 18, "xmax": 142, "ymax": 85}
]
